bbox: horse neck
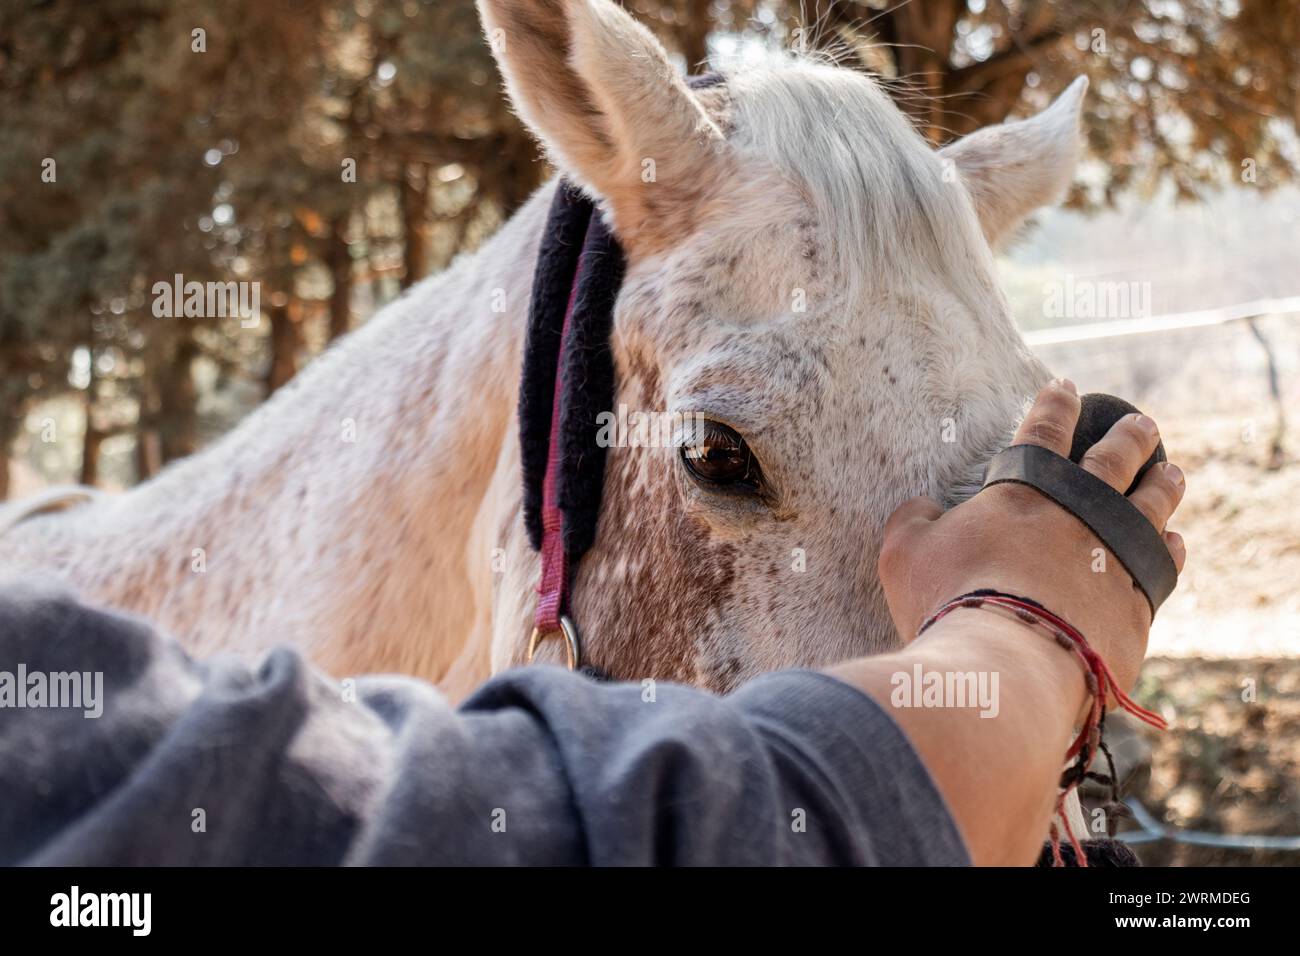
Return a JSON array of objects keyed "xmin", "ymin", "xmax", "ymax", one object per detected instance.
[{"xmin": 7, "ymin": 182, "xmax": 557, "ymax": 681}]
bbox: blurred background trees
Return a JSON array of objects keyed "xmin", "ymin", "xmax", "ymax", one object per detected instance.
[{"xmin": 1, "ymin": 0, "xmax": 1297, "ymax": 495}]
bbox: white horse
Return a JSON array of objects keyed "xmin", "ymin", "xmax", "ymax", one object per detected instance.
[{"xmin": 4, "ymin": 0, "xmax": 1092, "ymax": 835}]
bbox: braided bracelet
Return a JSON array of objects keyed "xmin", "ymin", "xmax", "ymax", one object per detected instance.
[{"xmin": 918, "ymin": 589, "xmax": 1168, "ymax": 867}]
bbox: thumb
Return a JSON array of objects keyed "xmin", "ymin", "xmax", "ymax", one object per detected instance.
[
  {"xmin": 879, "ymin": 495, "xmax": 943, "ymax": 575},
  {"xmin": 879, "ymin": 496, "xmax": 945, "ymax": 644},
  {"xmin": 884, "ymin": 496, "xmax": 943, "ymax": 534}
]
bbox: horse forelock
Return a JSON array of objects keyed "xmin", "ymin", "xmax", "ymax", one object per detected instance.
[{"xmin": 720, "ymin": 54, "xmax": 998, "ymax": 311}]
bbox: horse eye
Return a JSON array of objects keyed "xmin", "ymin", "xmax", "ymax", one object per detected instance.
[{"xmin": 681, "ymin": 421, "xmax": 761, "ymax": 491}]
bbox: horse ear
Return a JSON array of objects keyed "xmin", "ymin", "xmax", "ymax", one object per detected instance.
[
  {"xmin": 940, "ymin": 77, "xmax": 1088, "ymax": 250},
  {"xmin": 478, "ymin": 0, "xmax": 725, "ymax": 251}
]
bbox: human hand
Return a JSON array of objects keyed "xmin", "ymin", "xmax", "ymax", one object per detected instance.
[{"xmin": 877, "ymin": 379, "xmax": 1186, "ymax": 694}]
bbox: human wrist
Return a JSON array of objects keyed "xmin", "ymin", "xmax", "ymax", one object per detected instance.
[{"xmin": 913, "ymin": 605, "xmax": 1092, "ymax": 728}]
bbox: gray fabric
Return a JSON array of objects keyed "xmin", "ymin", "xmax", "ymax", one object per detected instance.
[{"xmin": 0, "ymin": 583, "xmax": 970, "ymax": 866}]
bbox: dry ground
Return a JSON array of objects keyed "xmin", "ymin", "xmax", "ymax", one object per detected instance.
[
  {"xmin": 1118, "ymin": 420, "xmax": 1300, "ymax": 866},
  {"xmin": 1124, "ymin": 658, "xmax": 1299, "ymax": 866}
]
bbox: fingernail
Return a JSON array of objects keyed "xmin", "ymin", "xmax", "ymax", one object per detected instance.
[
  {"xmin": 1133, "ymin": 414, "xmax": 1158, "ymax": 437},
  {"xmin": 1166, "ymin": 530, "xmax": 1185, "ymax": 560},
  {"xmin": 1052, "ymin": 377, "xmax": 1077, "ymax": 395},
  {"xmin": 1163, "ymin": 462, "xmax": 1184, "ymax": 487}
]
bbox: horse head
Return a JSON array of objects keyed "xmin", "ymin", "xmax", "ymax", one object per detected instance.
[{"xmin": 483, "ymin": 0, "xmax": 1086, "ymax": 689}]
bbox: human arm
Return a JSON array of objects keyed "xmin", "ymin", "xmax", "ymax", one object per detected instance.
[{"xmin": 0, "ymin": 585, "xmax": 965, "ymax": 866}]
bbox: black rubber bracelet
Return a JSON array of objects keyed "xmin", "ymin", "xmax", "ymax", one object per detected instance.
[{"xmin": 982, "ymin": 443, "xmax": 1178, "ymax": 615}]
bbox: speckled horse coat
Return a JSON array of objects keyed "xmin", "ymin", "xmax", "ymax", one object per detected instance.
[{"xmin": 2, "ymin": 4, "xmax": 1088, "ymax": 712}]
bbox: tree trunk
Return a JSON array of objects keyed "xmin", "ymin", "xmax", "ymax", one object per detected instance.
[
  {"xmin": 134, "ymin": 372, "xmax": 162, "ymax": 483},
  {"xmin": 891, "ymin": 0, "xmax": 961, "ymax": 143},
  {"xmin": 400, "ymin": 164, "xmax": 429, "ymax": 289},
  {"xmin": 80, "ymin": 353, "xmax": 101, "ymax": 487},
  {"xmin": 675, "ymin": 0, "xmax": 712, "ymax": 70},
  {"xmin": 0, "ymin": 411, "xmax": 18, "ymax": 500},
  {"xmin": 266, "ymin": 301, "xmax": 301, "ymax": 394},
  {"xmin": 159, "ymin": 336, "xmax": 199, "ymax": 463},
  {"xmin": 877, "ymin": 0, "xmax": 1067, "ymax": 143},
  {"xmin": 131, "ymin": 333, "xmax": 196, "ymax": 480},
  {"xmin": 80, "ymin": 420, "xmax": 103, "ymax": 487},
  {"xmin": 135, "ymin": 429, "xmax": 162, "ymax": 482},
  {"xmin": 328, "ymin": 215, "xmax": 354, "ymax": 341}
]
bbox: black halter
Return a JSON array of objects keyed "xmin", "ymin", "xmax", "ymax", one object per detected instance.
[{"xmin": 517, "ymin": 73, "xmax": 726, "ymax": 676}]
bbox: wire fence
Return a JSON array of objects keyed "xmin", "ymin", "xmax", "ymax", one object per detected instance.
[
  {"xmin": 1023, "ymin": 297, "xmax": 1299, "ymax": 440},
  {"xmin": 1023, "ymin": 296, "xmax": 1300, "ymax": 348},
  {"xmin": 1122, "ymin": 798, "xmax": 1300, "ymax": 850}
]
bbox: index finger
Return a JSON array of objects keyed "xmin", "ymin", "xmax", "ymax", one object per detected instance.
[{"xmin": 1012, "ymin": 378, "xmax": 1082, "ymax": 457}]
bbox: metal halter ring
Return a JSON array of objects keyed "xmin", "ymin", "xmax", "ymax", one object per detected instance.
[{"xmin": 526, "ymin": 615, "xmax": 581, "ymax": 671}]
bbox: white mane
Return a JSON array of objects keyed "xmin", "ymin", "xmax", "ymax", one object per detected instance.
[{"xmin": 725, "ymin": 54, "xmax": 996, "ymax": 311}]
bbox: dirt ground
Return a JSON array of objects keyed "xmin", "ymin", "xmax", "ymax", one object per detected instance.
[
  {"xmin": 1144, "ymin": 411, "xmax": 1300, "ymax": 661},
  {"xmin": 1121, "ymin": 657, "xmax": 1300, "ymax": 866}
]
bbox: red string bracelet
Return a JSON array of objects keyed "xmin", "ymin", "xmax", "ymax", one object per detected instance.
[{"xmin": 917, "ymin": 589, "xmax": 1168, "ymax": 867}]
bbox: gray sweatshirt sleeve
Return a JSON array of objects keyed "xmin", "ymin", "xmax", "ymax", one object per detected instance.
[{"xmin": 0, "ymin": 584, "xmax": 969, "ymax": 866}]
